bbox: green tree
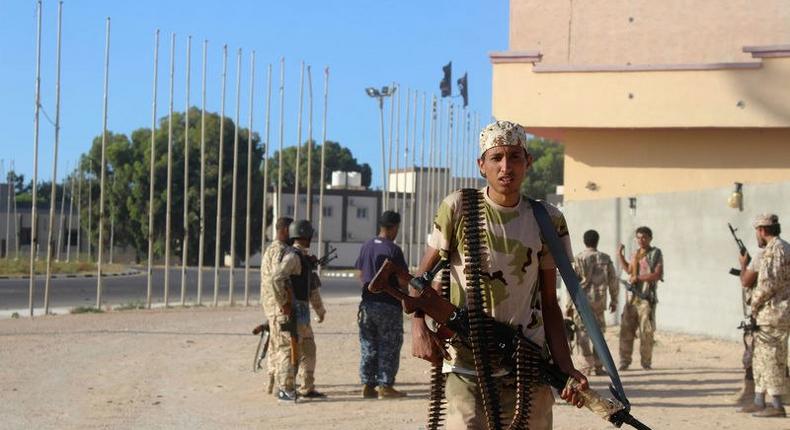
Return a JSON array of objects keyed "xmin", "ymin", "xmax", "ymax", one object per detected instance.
[
  {"xmin": 521, "ymin": 138, "xmax": 564, "ymax": 199},
  {"xmin": 267, "ymin": 140, "xmax": 372, "ymax": 189}
]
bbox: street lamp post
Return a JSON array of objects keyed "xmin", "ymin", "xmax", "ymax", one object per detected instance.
[{"xmin": 366, "ymin": 86, "xmax": 395, "ymax": 211}]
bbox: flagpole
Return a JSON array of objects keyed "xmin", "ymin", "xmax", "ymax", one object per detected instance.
[
  {"xmin": 3, "ymin": 160, "xmax": 10, "ymax": 259},
  {"xmin": 243, "ymin": 50, "xmax": 255, "ymax": 306},
  {"xmin": 88, "ymin": 158, "xmax": 92, "ymax": 262},
  {"xmin": 416, "ymin": 93, "xmax": 427, "ymax": 259},
  {"xmin": 109, "ymin": 174, "xmax": 114, "ymax": 264},
  {"xmin": 96, "ymin": 17, "xmax": 111, "ymax": 310},
  {"xmin": 213, "ymin": 44, "xmax": 228, "ymax": 307},
  {"xmin": 276, "ymin": 57, "xmax": 285, "ymax": 222},
  {"xmin": 305, "ymin": 66, "xmax": 314, "ymax": 222},
  {"xmin": 66, "ymin": 166, "xmax": 75, "ymax": 262},
  {"xmin": 163, "ymin": 32, "xmax": 175, "ymax": 308},
  {"xmin": 228, "ymin": 48, "xmax": 243, "ymax": 306},
  {"xmin": 427, "ymin": 98, "xmax": 436, "ymax": 230},
  {"xmin": 44, "ymin": 1, "xmax": 64, "ymax": 315},
  {"xmin": 180, "ymin": 35, "xmax": 192, "ymax": 307},
  {"xmin": 401, "ymin": 88, "xmax": 409, "ymax": 251},
  {"xmin": 293, "ymin": 61, "xmax": 305, "ymax": 218},
  {"xmin": 197, "ymin": 39, "xmax": 207, "ymax": 306},
  {"xmin": 408, "ymin": 91, "xmax": 418, "ymax": 266},
  {"xmin": 261, "ymin": 63, "xmax": 272, "ymax": 253},
  {"xmin": 56, "ymin": 162, "xmax": 68, "ymax": 262},
  {"xmin": 75, "ymin": 162, "xmax": 81, "ymax": 262},
  {"xmin": 386, "ymin": 83, "xmax": 396, "ymax": 211},
  {"xmin": 28, "ymin": 0, "xmax": 43, "ymax": 317},
  {"xmin": 146, "ymin": 29, "xmax": 159, "ymax": 309},
  {"xmin": 394, "ymin": 88, "xmax": 401, "ymax": 225},
  {"xmin": 317, "ymin": 67, "xmax": 329, "ymax": 263}
]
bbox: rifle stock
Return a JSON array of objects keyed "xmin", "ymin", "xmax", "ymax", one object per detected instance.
[{"xmin": 368, "ymin": 259, "xmax": 652, "ymax": 430}]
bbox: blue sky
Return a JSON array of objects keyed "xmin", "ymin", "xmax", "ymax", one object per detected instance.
[{"xmin": 0, "ymin": 1, "xmax": 508, "ymax": 188}]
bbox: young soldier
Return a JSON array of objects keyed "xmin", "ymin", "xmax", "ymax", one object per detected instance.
[
  {"xmin": 412, "ymin": 120, "xmax": 588, "ymax": 429},
  {"xmin": 355, "ymin": 210, "xmax": 408, "ymax": 399},
  {"xmin": 259, "ymin": 217, "xmax": 302, "ymax": 402},
  {"xmin": 617, "ymin": 226, "xmax": 663, "ymax": 371},
  {"xmin": 739, "ymin": 214, "xmax": 790, "ymax": 418},
  {"xmin": 567, "ymin": 229, "xmax": 618, "ymax": 376},
  {"xmin": 288, "ymin": 219, "xmax": 327, "ymax": 399}
]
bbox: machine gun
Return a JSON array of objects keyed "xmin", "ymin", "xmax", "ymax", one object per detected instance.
[
  {"xmin": 315, "ymin": 246, "xmax": 338, "ymax": 267},
  {"xmin": 728, "ymin": 223, "xmax": 751, "ymax": 277},
  {"xmin": 369, "ymin": 259, "xmax": 652, "ymax": 430},
  {"xmin": 619, "ymin": 279, "xmax": 656, "ymax": 304},
  {"xmin": 737, "ymin": 317, "xmax": 759, "ymax": 334}
]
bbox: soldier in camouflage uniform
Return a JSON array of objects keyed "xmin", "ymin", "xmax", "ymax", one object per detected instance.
[
  {"xmin": 567, "ymin": 229, "xmax": 618, "ymax": 376},
  {"xmin": 259, "ymin": 217, "xmax": 302, "ymax": 402},
  {"xmin": 289, "ymin": 220, "xmax": 328, "ymax": 399},
  {"xmin": 617, "ymin": 226, "xmax": 663, "ymax": 371},
  {"xmin": 411, "ymin": 120, "xmax": 589, "ymax": 429},
  {"xmin": 739, "ymin": 214, "xmax": 790, "ymax": 418}
]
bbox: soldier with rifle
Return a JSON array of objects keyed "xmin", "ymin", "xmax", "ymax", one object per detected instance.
[
  {"xmin": 411, "ymin": 121, "xmax": 589, "ymax": 429},
  {"xmin": 728, "ymin": 222, "xmax": 762, "ymax": 406},
  {"xmin": 617, "ymin": 227, "xmax": 663, "ymax": 371},
  {"xmin": 259, "ymin": 217, "xmax": 302, "ymax": 403},
  {"xmin": 288, "ymin": 219, "xmax": 328, "ymax": 399}
]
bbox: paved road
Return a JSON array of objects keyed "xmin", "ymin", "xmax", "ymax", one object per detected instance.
[{"xmin": 0, "ymin": 267, "xmax": 362, "ymax": 312}]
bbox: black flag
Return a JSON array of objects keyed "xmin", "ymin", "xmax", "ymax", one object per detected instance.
[
  {"xmin": 457, "ymin": 72, "xmax": 468, "ymax": 107},
  {"xmin": 440, "ymin": 62, "xmax": 452, "ymax": 97}
]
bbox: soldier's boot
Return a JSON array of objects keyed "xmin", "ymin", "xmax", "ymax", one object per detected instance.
[
  {"xmin": 738, "ymin": 403, "xmax": 765, "ymax": 413},
  {"xmin": 378, "ymin": 385, "xmax": 407, "ymax": 399},
  {"xmin": 732, "ymin": 378, "xmax": 755, "ymax": 406},
  {"xmin": 267, "ymin": 373, "xmax": 275, "ymax": 395},
  {"xmin": 752, "ymin": 406, "xmax": 786, "ymax": 418},
  {"xmin": 362, "ymin": 384, "xmax": 377, "ymax": 399}
]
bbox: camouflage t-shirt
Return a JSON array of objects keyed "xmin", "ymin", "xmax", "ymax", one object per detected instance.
[
  {"xmin": 427, "ymin": 187, "xmax": 572, "ymax": 372},
  {"xmin": 753, "ymin": 236, "xmax": 790, "ymax": 327}
]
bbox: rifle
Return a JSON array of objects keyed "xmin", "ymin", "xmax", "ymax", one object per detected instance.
[
  {"xmin": 369, "ymin": 259, "xmax": 652, "ymax": 430},
  {"xmin": 619, "ymin": 279, "xmax": 656, "ymax": 304},
  {"xmin": 251, "ymin": 322, "xmax": 271, "ymax": 372},
  {"xmin": 737, "ymin": 317, "xmax": 758, "ymax": 334},
  {"xmin": 315, "ymin": 246, "xmax": 338, "ymax": 267},
  {"xmin": 728, "ymin": 223, "xmax": 751, "ymax": 277}
]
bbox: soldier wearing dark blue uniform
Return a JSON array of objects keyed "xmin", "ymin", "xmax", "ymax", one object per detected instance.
[{"xmin": 355, "ymin": 211, "xmax": 408, "ymax": 399}]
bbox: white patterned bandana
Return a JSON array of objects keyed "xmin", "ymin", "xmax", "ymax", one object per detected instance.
[{"xmin": 479, "ymin": 120, "xmax": 529, "ymax": 157}]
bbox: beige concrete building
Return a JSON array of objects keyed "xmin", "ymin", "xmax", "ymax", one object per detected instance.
[{"xmin": 491, "ymin": 1, "xmax": 790, "ymax": 201}]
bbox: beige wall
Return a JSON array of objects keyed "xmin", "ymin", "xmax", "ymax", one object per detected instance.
[
  {"xmin": 562, "ymin": 128, "xmax": 790, "ymax": 200},
  {"xmin": 491, "ymin": 56, "xmax": 790, "ymax": 129},
  {"xmin": 510, "ymin": 0, "xmax": 790, "ymax": 65}
]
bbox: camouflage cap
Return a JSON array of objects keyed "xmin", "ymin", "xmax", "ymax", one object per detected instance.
[
  {"xmin": 753, "ymin": 213, "xmax": 780, "ymax": 228},
  {"xmin": 479, "ymin": 120, "xmax": 529, "ymax": 157}
]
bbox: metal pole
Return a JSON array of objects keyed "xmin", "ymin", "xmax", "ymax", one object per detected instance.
[
  {"xmin": 409, "ymin": 91, "xmax": 418, "ymax": 266},
  {"xmin": 228, "ymin": 48, "xmax": 242, "ymax": 306},
  {"xmin": 88, "ymin": 158, "xmax": 92, "ymax": 262},
  {"xmin": 445, "ymin": 103, "xmax": 453, "ymax": 197},
  {"xmin": 317, "ymin": 67, "xmax": 329, "ymax": 263},
  {"xmin": 66, "ymin": 167, "xmax": 75, "ymax": 262},
  {"xmin": 293, "ymin": 61, "xmax": 305, "ymax": 218},
  {"xmin": 305, "ymin": 66, "xmax": 313, "ymax": 222},
  {"xmin": 276, "ymin": 57, "xmax": 285, "ymax": 222},
  {"xmin": 75, "ymin": 163, "xmax": 80, "ymax": 262},
  {"xmin": 96, "ymin": 17, "xmax": 110, "ymax": 309},
  {"xmin": 146, "ymin": 29, "xmax": 159, "ymax": 309},
  {"xmin": 430, "ymin": 97, "xmax": 439, "ymax": 223},
  {"xmin": 394, "ymin": 88, "xmax": 401, "ymax": 222},
  {"xmin": 243, "ymin": 50, "xmax": 255, "ymax": 306},
  {"xmin": 4, "ymin": 160, "xmax": 9, "ymax": 259},
  {"xmin": 197, "ymin": 39, "xmax": 207, "ymax": 306},
  {"xmin": 28, "ymin": 0, "xmax": 43, "ymax": 317},
  {"xmin": 213, "ymin": 44, "xmax": 228, "ymax": 307},
  {"xmin": 163, "ymin": 32, "xmax": 175, "ymax": 308},
  {"xmin": 44, "ymin": 1, "xmax": 64, "ymax": 315},
  {"xmin": 180, "ymin": 35, "xmax": 192, "ymax": 306},
  {"xmin": 401, "ymin": 88, "xmax": 409, "ymax": 250},
  {"xmin": 386, "ymin": 83, "xmax": 396, "ymax": 211},
  {"xmin": 109, "ymin": 174, "xmax": 114, "ymax": 264},
  {"xmin": 56, "ymin": 162, "xmax": 67, "ymax": 262},
  {"xmin": 377, "ymin": 93, "xmax": 386, "ymax": 212},
  {"xmin": 417, "ymin": 93, "xmax": 427, "ymax": 258},
  {"xmin": 261, "ymin": 64, "xmax": 272, "ymax": 254}
]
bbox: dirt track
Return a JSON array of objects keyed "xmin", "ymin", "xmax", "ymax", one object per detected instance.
[{"xmin": 0, "ymin": 298, "xmax": 787, "ymax": 429}]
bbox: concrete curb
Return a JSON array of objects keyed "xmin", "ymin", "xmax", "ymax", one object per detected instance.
[{"xmin": 0, "ymin": 269, "xmax": 143, "ymax": 281}]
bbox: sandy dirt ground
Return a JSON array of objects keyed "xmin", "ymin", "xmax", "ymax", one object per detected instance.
[{"xmin": 1, "ymin": 297, "xmax": 788, "ymax": 430}]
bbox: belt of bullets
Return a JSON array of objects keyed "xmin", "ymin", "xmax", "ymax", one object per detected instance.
[{"xmin": 426, "ymin": 266, "xmax": 451, "ymax": 430}]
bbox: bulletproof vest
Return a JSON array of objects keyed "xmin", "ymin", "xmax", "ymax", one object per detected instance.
[{"xmin": 290, "ymin": 252, "xmax": 311, "ymax": 301}]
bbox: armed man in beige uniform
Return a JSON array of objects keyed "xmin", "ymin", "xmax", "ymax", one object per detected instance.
[
  {"xmin": 289, "ymin": 219, "xmax": 327, "ymax": 399},
  {"xmin": 568, "ymin": 229, "xmax": 618, "ymax": 376},
  {"xmin": 739, "ymin": 214, "xmax": 790, "ymax": 418},
  {"xmin": 260, "ymin": 217, "xmax": 303, "ymax": 402}
]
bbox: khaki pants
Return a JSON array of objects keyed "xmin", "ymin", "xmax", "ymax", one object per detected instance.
[
  {"xmin": 445, "ymin": 372, "xmax": 554, "ymax": 430},
  {"xmin": 574, "ymin": 302, "xmax": 606, "ymax": 371},
  {"xmin": 619, "ymin": 298, "xmax": 655, "ymax": 368},
  {"xmin": 297, "ymin": 323, "xmax": 317, "ymax": 394},
  {"xmin": 753, "ymin": 326, "xmax": 789, "ymax": 397}
]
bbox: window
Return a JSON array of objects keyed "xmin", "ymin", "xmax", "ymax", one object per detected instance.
[
  {"xmin": 356, "ymin": 207, "xmax": 368, "ymax": 219},
  {"xmin": 322, "ymin": 206, "xmax": 333, "ymax": 217},
  {"xmin": 20, "ymin": 227, "xmax": 31, "ymax": 245}
]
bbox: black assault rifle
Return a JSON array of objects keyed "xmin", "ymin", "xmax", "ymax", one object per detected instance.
[
  {"xmin": 370, "ymin": 259, "xmax": 652, "ymax": 430},
  {"xmin": 619, "ymin": 279, "xmax": 656, "ymax": 304},
  {"xmin": 728, "ymin": 223, "xmax": 751, "ymax": 277}
]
